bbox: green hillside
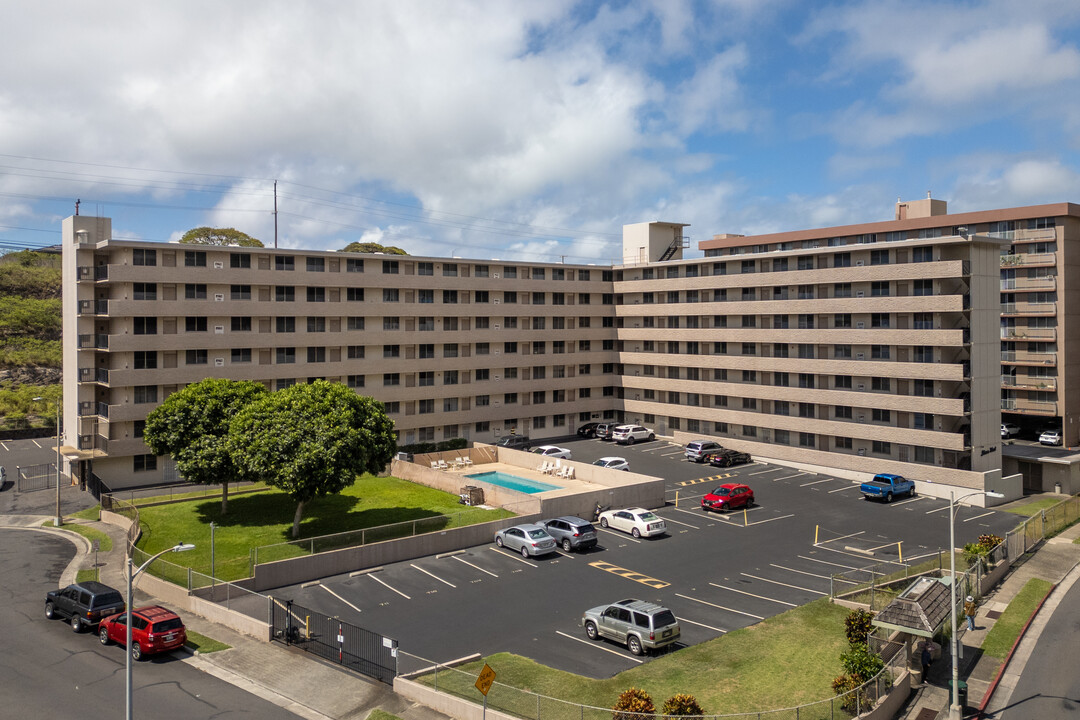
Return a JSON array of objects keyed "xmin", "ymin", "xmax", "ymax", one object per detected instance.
[{"xmin": 0, "ymin": 250, "xmax": 62, "ymax": 431}]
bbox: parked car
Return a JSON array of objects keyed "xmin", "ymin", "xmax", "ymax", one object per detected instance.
[
  {"xmin": 593, "ymin": 456, "xmax": 629, "ymax": 471},
  {"xmin": 576, "ymin": 422, "xmax": 602, "ymax": 438},
  {"xmin": 581, "ymin": 598, "xmax": 681, "ymax": 655},
  {"xmin": 1001, "ymin": 423, "xmax": 1021, "ymax": 439},
  {"xmin": 540, "ymin": 516, "xmax": 598, "ymax": 552},
  {"xmin": 859, "ymin": 473, "xmax": 916, "ymax": 502},
  {"xmin": 594, "ymin": 423, "xmax": 616, "ymax": 440},
  {"xmin": 1039, "ymin": 429, "xmax": 1063, "ymax": 446},
  {"xmin": 98, "ymin": 605, "xmax": 187, "ymax": 661},
  {"xmin": 495, "ymin": 435, "xmax": 531, "ymax": 450},
  {"xmin": 494, "ymin": 524, "xmax": 557, "ymax": 557},
  {"xmin": 611, "ymin": 425, "xmax": 655, "ymax": 445},
  {"xmin": 701, "ymin": 483, "xmax": 755, "ymax": 512},
  {"xmin": 529, "ymin": 445, "xmax": 572, "ymax": 459},
  {"xmin": 597, "ymin": 507, "xmax": 666, "ymax": 538},
  {"xmin": 685, "ymin": 440, "xmax": 722, "ymax": 462},
  {"xmin": 707, "ymin": 449, "xmax": 752, "ymax": 467},
  {"xmin": 45, "ymin": 581, "xmax": 126, "ymax": 633}
]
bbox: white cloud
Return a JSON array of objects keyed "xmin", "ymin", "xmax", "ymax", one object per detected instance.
[{"xmin": 949, "ymin": 157, "xmax": 1080, "ymax": 210}]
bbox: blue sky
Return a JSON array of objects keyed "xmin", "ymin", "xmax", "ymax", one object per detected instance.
[{"xmin": 2, "ymin": 0, "xmax": 1080, "ymax": 262}]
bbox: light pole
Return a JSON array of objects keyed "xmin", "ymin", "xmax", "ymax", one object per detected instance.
[
  {"xmin": 127, "ymin": 542, "xmax": 194, "ymax": 720},
  {"xmin": 948, "ymin": 490, "xmax": 1003, "ymax": 720},
  {"xmin": 33, "ymin": 396, "xmax": 61, "ymax": 527}
]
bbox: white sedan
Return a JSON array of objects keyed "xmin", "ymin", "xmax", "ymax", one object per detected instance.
[
  {"xmin": 530, "ymin": 445, "xmax": 572, "ymax": 459},
  {"xmin": 597, "ymin": 507, "xmax": 667, "ymax": 538},
  {"xmin": 593, "ymin": 456, "xmax": 629, "ymax": 471}
]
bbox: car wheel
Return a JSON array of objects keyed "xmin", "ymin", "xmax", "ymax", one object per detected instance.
[
  {"xmin": 600, "ymin": 517, "xmax": 609, "ymax": 528},
  {"xmin": 562, "ymin": 538, "xmax": 572, "ymax": 552},
  {"xmin": 520, "ymin": 545, "xmax": 530, "ymax": 558},
  {"xmin": 131, "ymin": 642, "xmax": 142, "ymax": 661},
  {"xmin": 45, "ymin": 602, "xmax": 55, "ymax": 620},
  {"xmin": 99, "ymin": 626, "xmax": 111, "ymax": 645},
  {"xmin": 627, "ymin": 635, "xmax": 643, "ymax": 656},
  {"xmin": 495, "ymin": 536, "xmax": 504, "ymax": 547},
  {"xmin": 885, "ymin": 493, "xmax": 893, "ymax": 503},
  {"xmin": 626, "ymin": 437, "xmax": 635, "ymax": 445},
  {"xmin": 647, "ymin": 433, "xmax": 655, "ymax": 441},
  {"xmin": 746, "ymin": 497, "xmax": 754, "ymax": 508},
  {"xmin": 71, "ymin": 616, "xmax": 82, "ymax": 633},
  {"xmin": 632, "ymin": 527, "xmax": 641, "ymax": 538},
  {"xmin": 585, "ymin": 621, "xmax": 599, "ymax": 640}
]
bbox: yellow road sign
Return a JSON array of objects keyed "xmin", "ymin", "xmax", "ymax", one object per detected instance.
[{"xmin": 475, "ymin": 663, "xmax": 496, "ymax": 696}]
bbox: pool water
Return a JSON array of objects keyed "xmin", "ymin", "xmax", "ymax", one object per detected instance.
[{"xmin": 466, "ymin": 471, "xmax": 561, "ymax": 494}]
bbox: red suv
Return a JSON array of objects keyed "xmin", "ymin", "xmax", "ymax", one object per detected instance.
[
  {"xmin": 98, "ymin": 605, "xmax": 187, "ymax": 660},
  {"xmin": 701, "ymin": 483, "xmax": 754, "ymax": 513}
]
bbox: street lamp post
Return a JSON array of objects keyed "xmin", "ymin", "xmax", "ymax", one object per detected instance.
[
  {"xmin": 948, "ymin": 490, "xmax": 1003, "ymax": 720},
  {"xmin": 33, "ymin": 396, "xmax": 61, "ymax": 527},
  {"xmin": 126, "ymin": 542, "xmax": 194, "ymax": 720}
]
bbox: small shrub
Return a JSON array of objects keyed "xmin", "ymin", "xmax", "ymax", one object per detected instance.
[
  {"xmin": 844, "ymin": 608, "xmax": 875, "ymax": 646},
  {"xmin": 436, "ymin": 438, "xmax": 467, "ymax": 451},
  {"xmin": 840, "ymin": 642, "xmax": 884, "ymax": 682},
  {"xmin": 612, "ymin": 687, "xmax": 655, "ymax": 720},
  {"xmin": 831, "ymin": 674, "xmax": 867, "ymax": 713},
  {"xmin": 661, "ymin": 693, "xmax": 703, "ymax": 716}
]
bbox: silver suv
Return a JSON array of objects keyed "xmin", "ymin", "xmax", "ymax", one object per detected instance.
[
  {"xmin": 685, "ymin": 439, "xmax": 722, "ymax": 462},
  {"xmin": 611, "ymin": 425, "xmax": 655, "ymax": 445},
  {"xmin": 581, "ymin": 598, "xmax": 680, "ymax": 655},
  {"xmin": 540, "ymin": 516, "xmax": 598, "ymax": 552}
]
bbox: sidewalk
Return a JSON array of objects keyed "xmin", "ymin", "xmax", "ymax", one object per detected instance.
[
  {"xmin": 1, "ymin": 512, "xmax": 451, "ymax": 720},
  {"xmin": 896, "ymin": 521, "xmax": 1080, "ymax": 720}
]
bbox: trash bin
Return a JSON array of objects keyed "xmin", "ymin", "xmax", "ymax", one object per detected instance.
[{"xmin": 948, "ymin": 679, "xmax": 968, "ymax": 708}]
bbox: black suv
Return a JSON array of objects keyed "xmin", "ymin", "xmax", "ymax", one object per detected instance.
[
  {"xmin": 46, "ymin": 581, "xmax": 126, "ymax": 633},
  {"xmin": 495, "ymin": 435, "xmax": 531, "ymax": 450}
]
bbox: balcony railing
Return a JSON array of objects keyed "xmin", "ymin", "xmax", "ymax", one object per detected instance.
[
  {"xmin": 77, "ymin": 299, "xmax": 109, "ymax": 315},
  {"xmin": 989, "ymin": 228, "xmax": 1056, "ymax": 242},
  {"xmin": 1001, "ymin": 375, "xmax": 1056, "ymax": 391},
  {"xmin": 1001, "ymin": 397, "xmax": 1057, "ymax": 415},
  {"xmin": 1001, "ymin": 301, "xmax": 1056, "ymax": 315},
  {"xmin": 78, "ymin": 435, "xmax": 107, "ymax": 453},
  {"xmin": 1000, "ymin": 276, "xmax": 1055, "ymax": 291},
  {"xmin": 76, "ymin": 334, "xmax": 109, "ymax": 349},
  {"xmin": 78, "ymin": 367, "xmax": 109, "ymax": 384},
  {"xmin": 78, "ymin": 401, "xmax": 109, "ymax": 419},
  {"xmin": 1000, "ymin": 327, "xmax": 1056, "ymax": 341},
  {"xmin": 1001, "ymin": 350, "xmax": 1056, "ymax": 365}
]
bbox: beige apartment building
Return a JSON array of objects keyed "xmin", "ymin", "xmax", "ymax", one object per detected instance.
[{"xmin": 63, "ymin": 200, "xmax": 1067, "ymax": 501}]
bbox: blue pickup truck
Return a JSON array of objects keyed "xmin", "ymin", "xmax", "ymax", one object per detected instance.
[{"xmin": 860, "ymin": 473, "xmax": 916, "ymax": 503}]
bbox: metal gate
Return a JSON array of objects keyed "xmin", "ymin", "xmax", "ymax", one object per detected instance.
[
  {"xmin": 16, "ymin": 463, "xmax": 60, "ymax": 492},
  {"xmin": 271, "ymin": 598, "xmax": 398, "ymax": 684}
]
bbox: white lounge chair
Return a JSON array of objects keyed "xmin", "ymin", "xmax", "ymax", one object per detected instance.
[
  {"xmin": 461, "ymin": 457, "xmax": 473, "ymax": 466},
  {"xmin": 537, "ymin": 460, "xmax": 551, "ymax": 473},
  {"xmin": 436, "ymin": 459, "xmax": 449, "ymax": 470},
  {"xmin": 430, "ymin": 461, "xmax": 440, "ymax": 470}
]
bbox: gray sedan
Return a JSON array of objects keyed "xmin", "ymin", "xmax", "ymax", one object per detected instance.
[{"xmin": 494, "ymin": 524, "xmax": 557, "ymax": 558}]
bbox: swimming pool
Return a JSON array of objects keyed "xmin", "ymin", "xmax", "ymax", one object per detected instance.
[{"xmin": 466, "ymin": 471, "xmax": 561, "ymax": 494}]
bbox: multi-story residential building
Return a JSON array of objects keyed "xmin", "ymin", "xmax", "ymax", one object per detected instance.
[{"xmin": 64, "ymin": 201, "xmax": 1063, "ymax": 501}]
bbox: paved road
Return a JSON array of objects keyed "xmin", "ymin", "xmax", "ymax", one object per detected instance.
[
  {"xmin": 0, "ymin": 528, "xmax": 304, "ymax": 720},
  {"xmin": 998, "ymin": 577, "xmax": 1080, "ymax": 719}
]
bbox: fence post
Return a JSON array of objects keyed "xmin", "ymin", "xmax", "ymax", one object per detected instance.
[
  {"xmin": 537, "ymin": 691, "xmax": 540, "ymax": 720},
  {"xmin": 187, "ymin": 567, "xmax": 192, "ymax": 592}
]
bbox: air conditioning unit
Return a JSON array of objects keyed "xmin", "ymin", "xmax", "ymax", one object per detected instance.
[
  {"xmin": 856, "ymin": 321, "xmax": 865, "ymax": 329},
  {"xmin": 857, "ymin": 383, "xmax": 865, "ymax": 390},
  {"xmin": 494, "ymin": 324, "xmax": 501, "ymax": 330},
  {"xmin": 858, "ymin": 448, "xmax": 867, "ymax": 456},
  {"xmin": 214, "ymin": 293, "xmax": 225, "ymax": 301},
  {"xmin": 214, "ymin": 325, "xmax": 224, "ymax": 334},
  {"xmin": 494, "ymin": 298, "xmax": 501, "ymax": 305},
  {"xmin": 858, "ymin": 415, "xmax": 866, "ymax": 422},
  {"xmin": 856, "ymin": 260, "xmax": 864, "ymax": 266},
  {"xmin": 214, "ymin": 358, "xmax": 224, "ymax": 367},
  {"xmin": 856, "ymin": 291, "xmax": 865, "ymax": 298},
  {"xmin": 856, "ymin": 353, "xmax": 864, "ymax": 360},
  {"xmin": 493, "ymin": 273, "xmax": 500, "ymax": 279},
  {"xmin": 214, "ymin": 261, "xmax": 224, "ymax": 269},
  {"xmin": 494, "ymin": 375, "xmax": 501, "ymax": 381}
]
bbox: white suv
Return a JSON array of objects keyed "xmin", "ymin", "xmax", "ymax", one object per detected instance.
[{"xmin": 611, "ymin": 425, "xmax": 655, "ymax": 445}]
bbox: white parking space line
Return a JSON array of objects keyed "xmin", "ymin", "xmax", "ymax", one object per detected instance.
[
  {"xmin": 488, "ymin": 546, "xmax": 541, "ymax": 565},
  {"xmin": 555, "ymin": 630, "xmax": 643, "ymax": 663},
  {"xmin": 890, "ymin": 496, "xmax": 926, "ymax": 507},
  {"xmin": 451, "ymin": 556, "xmax": 498, "ymax": 577},
  {"xmin": 411, "ymin": 564, "xmax": 456, "ymax": 588},
  {"xmin": 747, "ymin": 468, "xmax": 782, "ymax": 476},
  {"xmin": 925, "ymin": 505, "xmax": 950, "ymax": 514},
  {"xmin": 368, "ymin": 573, "xmax": 411, "ymax": 599},
  {"xmin": 709, "ymin": 582, "xmax": 797, "ymax": 607},
  {"xmin": 597, "ymin": 528, "xmax": 641, "ymax": 544},
  {"xmin": 770, "ymin": 563, "xmax": 856, "ymax": 585},
  {"xmin": 816, "ymin": 530, "xmax": 865, "ymax": 545},
  {"xmin": 320, "ymin": 584, "xmax": 364, "ymax": 614},
  {"xmin": 676, "ymin": 616, "xmax": 726, "ymax": 634},
  {"xmin": 772, "ymin": 473, "xmax": 810, "ymax": 482},
  {"xmin": 675, "ymin": 593, "xmax": 764, "ymax": 620},
  {"xmin": 828, "ymin": 483, "xmax": 862, "ymax": 493},
  {"xmin": 671, "ymin": 506, "xmax": 707, "ymax": 519},
  {"xmin": 964, "ymin": 511, "xmax": 995, "ymax": 523},
  {"xmin": 904, "ymin": 550, "xmax": 940, "ymax": 563},
  {"xmin": 797, "ymin": 554, "xmax": 883, "ymax": 575},
  {"xmin": 32, "ymin": 439, "xmax": 45, "ymax": 449},
  {"xmin": 658, "ymin": 515, "xmax": 699, "ymax": 530},
  {"xmin": 745, "ymin": 513, "xmax": 794, "ymax": 527},
  {"xmin": 816, "ymin": 544, "xmax": 907, "ymax": 565},
  {"xmin": 740, "ymin": 573, "xmax": 826, "ymax": 596},
  {"xmin": 660, "ymin": 449, "xmax": 685, "ymax": 457},
  {"xmin": 799, "ymin": 478, "xmax": 838, "ymax": 487},
  {"xmin": 1, "ymin": 441, "xmax": 9, "ymax": 451}
]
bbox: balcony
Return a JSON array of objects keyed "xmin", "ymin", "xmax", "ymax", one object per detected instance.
[
  {"xmin": 1001, "ymin": 301, "xmax": 1056, "ymax": 316},
  {"xmin": 78, "ymin": 401, "xmax": 109, "ymax": 419},
  {"xmin": 1000, "ymin": 252, "xmax": 1056, "ymax": 268},
  {"xmin": 77, "ymin": 334, "xmax": 109, "ymax": 350},
  {"xmin": 78, "ymin": 367, "xmax": 109, "ymax": 384},
  {"xmin": 999, "ymin": 276, "xmax": 1055, "ymax": 292},
  {"xmin": 78, "ymin": 435, "xmax": 107, "ymax": 453},
  {"xmin": 990, "ymin": 228, "xmax": 1056, "ymax": 243},
  {"xmin": 1001, "ymin": 375, "xmax": 1056, "ymax": 392},
  {"xmin": 1000, "ymin": 327, "xmax": 1056, "ymax": 341},
  {"xmin": 1001, "ymin": 350, "xmax": 1056, "ymax": 365},
  {"xmin": 77, "ymin": 299, "xmax": 109, "ymax": 315},
  {"xmin": 1002, "ymin": 397, "xmax": 1058, "ymax": 415}
]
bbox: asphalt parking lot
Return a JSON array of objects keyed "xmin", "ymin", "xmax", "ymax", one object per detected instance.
[{"xmin": 269, "ymin": 438, "xmax": 1020, "ymax": 678}]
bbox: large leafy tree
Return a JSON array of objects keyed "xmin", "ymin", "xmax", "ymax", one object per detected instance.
[
  {"xmin": 180, "ymin": 227, "xmax": 264, "ymax": 247},
  {"xmin": 143, "ymin": 378, "xmax": 268, "ymax": 514},
  {"xmin": 339, "ymin": 241, "xmax": 408, "ymax": 255},
  {"xmin": 227, "ymin": 380, "xmax": 397, "ymax": 538}
]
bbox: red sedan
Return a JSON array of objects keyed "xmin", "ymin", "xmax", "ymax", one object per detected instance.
[
  {"xmin": 98, "ymin": 605, "xmax": 187, "ymax": 660},
  {"xmin": 701, "ymin": 483, "xmax": 754, "ymax": 513}
]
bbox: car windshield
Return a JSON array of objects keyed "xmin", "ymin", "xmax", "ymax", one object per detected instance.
[
  {"xmin": 592, "ymin": 459, "xmax": 607, "ymax": 466},
  {"xmin": 527, "ymin": 529, "xmax": 548, "ymax": 540},
  {"xmin": 92, "ymin": 592, "xmax": 124, "ymax": 607},
  {"xmin": 653, "ymin": 610, "xmax": 677, "ymax": 627},
  {"xmin": 636, "ymin": 511, "xmax": 658, "ymax": 521},
  {"xmin": 712, "ymin": 487, "xmax": 731, "ymax": 496}
]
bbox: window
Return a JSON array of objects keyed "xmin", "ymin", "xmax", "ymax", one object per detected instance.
[
  {"xmin": 774, "ymin": 372, "xmax": 789, "ymax": 386},
  {"xmin": 133, "ymin": 283, "xmax": 157, "ymax": 300},
  {"xmin": 834, "ymin": 375, "xmax": 852, "ymax": 389},
  {"xmin": 231, "ymin": 284, "xmax": 251, "ymax": 300},
  {"xmin": 835, "ymin": 437, "xmax": 852, "ymax": 449},
  {"xmin": 871, "ymin": 313, "xmax": 890, "ymax": 328},
  {"xmin": 276, "ymin": 317, "xmax": 296, "ymax": 333},
  {"xmin": 834, "ymin": 345, "xmax": 852, "ymax": 359},
  {"xmin": 231, "ymin": 348, "xmax": 252, "ymax": 363},
  {"xmin": 306, "ymin": 347, "xmax": 326, "ymax": 363},
  {"xmin": 230, "ymin": 253, "xmax": 251, "ymax": 269},
  {"xmin": 418, "ymin": 289, "xmax": 434, "ymax": 303},
  {"xmin": 347, "ymin": 316, "xmax": 364, "ymax": 330},
  {"xmin": 382, "ymin": 260, "xmax": 399, "ymax": 274},
  {"xmin": 306, "ymin": 257, "xmax": 324, "ymax": 272},
  {"xmin": 444, "ymin": 343, "xmax": 459, "ymax": 358},
  {"xmin": 741, "ymin": 315, "xmax": 756, "ymax": 328},
  {"xmin": 504, "ymin": 341, "xmax": 517, "ymax": 354},
  {"xmin": 383, "ymin": 344, "xmax": 400, "ymax": 358},
  {"xmin": 914, "ymin": 279, "xmax": 933, "ymax": 296},
  {"xmin": 443, "ymin": 398, "xmax": 458, "ymax": 412},
  {"xmin": 532, "ymin": 341, "xmax": 545, "ymax": 354},
  {"xmin": 871, "ymin": 345, "xmax": 890, "ymax": 359},
  {"xmin": 533, "ymin": 317, "xmax": 546, "ymax": 330},
  {"xmin": 871, "ymin": 281, "xmax": 890, "ymax": 297},
  {"xmin": 133, "ymin": 420, "xmax": 146, "ymax": 438},
  {"xmin": 834, "ymin": 283, "xmax": 851, "ymax": 298},
  {"xmin": 503, "ymin": 266, "xmax": 517, "ymax": 279},
  {"xmin": 913, "ymin": 247, "xmax": 933, "ymax": 262},
  {"xmin": 275, "ymin": 256, "xmax": 295, "ymax": 271},
  {"xmin": 833, "ymin": 252, "xmax": 851, "ymax": 268},
  {"xmin": 872, "ymin": 408, "xmax": 891, "ymax": 423},
  {"xmin": 443, "ymin": 289, "xmax": 458, "ymax": 304},
  {"xmin": 872, "ymin": 377, "xmax": 891, "ymax": 391},
  {"xmin": 185, "ymin": 250, "xmax": 207, "ymax": 267},
  {"xmin": 347, "ymin": 288, "xmax": 364, "ymax": 302},
  {"xmin": 185, "ymin": 317, "xmax": 207, "ymax": 333},
  {"xmin": 799, "ymin": 373, "xmax": 815, "ymax": 388},
  {"xmin": 383, "ymin": 316, "xmax": 400, "ymax": 331},
  {"xmin": 476, "ymin": 394, "xmax": 490, "ymax": 407},
  {"xmin": 383, "ymin": 288, "xmax": 399, "ymax": 302},
  {"xmin": 347, "ymin": 375, "xmax": 365, "ymax": 388},
  {"xmin": 231, "ymin": 316, "xmax": 251, "ymax": 332},
  {"xmin": 742, "ymin": 342, "xmax": 756, "ymax": 356},
  {"xmin": 914, "ymin": 413, "xmax": 934, "ymax": 430},
  {"xmin": 475, "ymin": 368, "xmax": 489, "ymax": 380},
  {"xmin": 504, "ymin": 393, "xmax": 518, "ymax": 405},
  {"xmin": 872, "ymin": 441, "xmax": 892, "ymax": 455},
  {"xmin": 444, "ymin": 370, "xmax": 459, "ymax": 385},
  {"xmin": 133, "ymin": 249, "xmax": 157, "ymax": 266},
  {"xmin": 307, "ymin": 287, "xmax": 326, "ymax": 303},
  {"xmin": 418, "ymin": 399, "xmax": 434, "ymax": 414},
  {"xmin": 914, "ymin": 379, "xmax": 935, "ymax": 397},
  {"xmin": 774, "ymin": 400, "xmax": 789, "ymax": 416},
  {"xmin": 742, "ymin": 397, "xmax": 757, "ymax": 410},
  {"xmin": 185, "ymin": 284, "xmax": 207, "ymax": 300},
  {"xmin": 134, "ymin": 317, "xmax": 158, "ymax": 335},
  {"xmin": 799, "ymin": 433, "xmax": 816, "ymax": 448},
  {"xmin": 276, "ymin": 347, "xmax": 296, "ymax": 364},
  {"xmin": 134, "ymin": 455, "xmax": 157, "ymax": 472},
  {"xmin": 418, "ymin": 262, "xmax": 433, "ymax": 276},
  {"xmin": 798, "ymin": 402, "xmax": 815, "ymax": 418},
  {"xmin": 383, "ymin": 373, "xmax": 400, "ymax": 386},
  {"xmin": 797, "ymin": 345, "xmax": 815, "ymax": 359},
  {"xmin": 913, "ymin": 313, "xmax": 933, "ymax": 330},
  {"xmin": 133, "ymin": 351, "xmax": 157, "ymax": 370},
  {"xmin": 742, "ymin": 370, "xmax": 757, "ymax": 383},
  {"xmin": 475, "ymin": 290, "xmax": 489, "ymax": 303},
  {"xmin": 347, "ymin": 345, "xmax": 364, "ymax": 359},
  {"xmin": 870, "ymin": 249, "xmax": 889, "ymax": 265},
  {"xmin": 798, "ymin": 314, "xmax": 814, "ymax": 329},
  {"xmin": 835, "ymin": 406, "xmax": 853, "ymax": 419},
  {"xmin": 346, "ymin": 258, "xmax": 364, "ymax": 273},
  {"xmin": 186, "ymin": 349, "xmax": 208, "ymax": 365},
  {"xmin": 275, "ymin": 286, "xmax": 295, "ymax": 302}
]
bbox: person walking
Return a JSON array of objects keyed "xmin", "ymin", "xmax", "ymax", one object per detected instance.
[
  {"xmin": 964, "ymin": 595, "xmax": 977, "ymax": 631},
  {"xmin": 921, "ymin": 642, "xmax": 932, "ymax": 683}
]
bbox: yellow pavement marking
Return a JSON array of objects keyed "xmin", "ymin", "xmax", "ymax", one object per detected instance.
[
  {"xmin": 589, "ymin": 560, "xmax": 670, "ymax": 589},
  {"xmin": 676, "ymin": 474, "xmax": 732, "ymax": 487}
]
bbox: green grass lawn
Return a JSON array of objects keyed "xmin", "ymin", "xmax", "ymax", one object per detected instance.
[
  {"xmin": 135, "ymin": 474, "xmax": 514, "ymax": 581},
  {"xmin": 982, "ymin": 578, "xmax": 1054, "ymax": 658},
  {"xmin": 185, "ymin": 630, "xmax": 231, "ymax": 654},
  {"xmin": 47, "ymin": 520, "xmax": 112, "ymax": 552},
  {"xmin": 1002, "ymin": 497, "xmax": 1064, "ymax": 517},
  {"xmin": 419, "ymin": 599, "xmax": 850, "ymax": 716},
  {"xmin": 76, "ymin": 568, "xmax": 99, "ymax": 583},
  {"xmin": 71, "ymin": 506, "xmax": 102, "ymax": 522},
  {"xmin": 365, "ymin": 712, "xmax": 403, "ymax": 720}
]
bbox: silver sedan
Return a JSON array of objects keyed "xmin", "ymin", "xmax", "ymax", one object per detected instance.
[{"xmin": 494, "ymin": 524, "xmax": 558, "ymax": 557}]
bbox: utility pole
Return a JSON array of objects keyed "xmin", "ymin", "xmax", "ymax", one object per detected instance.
[{"xmin": 274, "ymin": 180, "xmax": 278, "ymax": 248}]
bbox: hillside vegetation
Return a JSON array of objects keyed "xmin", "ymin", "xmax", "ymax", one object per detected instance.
[{"xmin": 0, "ymin": 250, "xmax": 62, "ymax": 430}]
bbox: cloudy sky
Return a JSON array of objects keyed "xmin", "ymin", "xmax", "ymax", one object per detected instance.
[{"xmin": 3, "ymin": 0, "xmax": 1080, "ymax": 262}]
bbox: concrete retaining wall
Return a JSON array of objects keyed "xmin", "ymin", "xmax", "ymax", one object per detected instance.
[
  {"xmin": 394, "ymin": 677, "xmax": 519, "ymax": 720},
  {"xmin": 862, "ymin": 672, "xmax": 911, "ymax": 720}
]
